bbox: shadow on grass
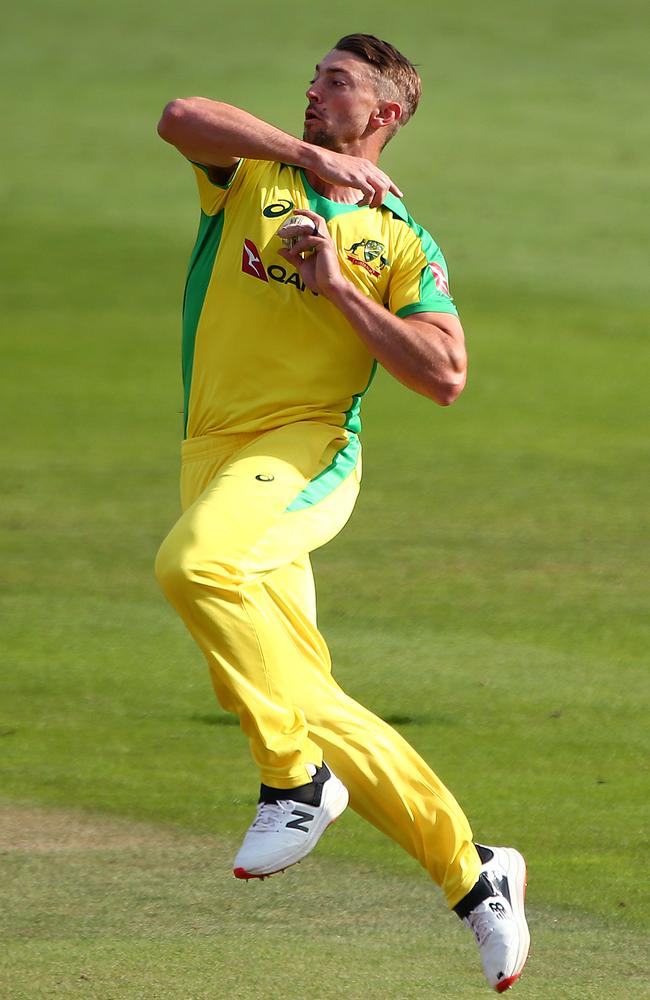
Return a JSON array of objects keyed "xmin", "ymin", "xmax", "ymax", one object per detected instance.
[
  {"xmin": 190, "ymin": 712, "xmax": 239, "ymax": 727},
  {"xmin": 190, "ymin": 711, "xmax": 453, "ymax": 729}
]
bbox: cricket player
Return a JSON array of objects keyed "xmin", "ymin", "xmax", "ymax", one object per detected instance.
[{"xmin": 156, "ymin": 33, "xmax": 530, "ymax": 992}]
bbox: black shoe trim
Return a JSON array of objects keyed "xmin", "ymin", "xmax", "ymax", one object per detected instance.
[
  {"xmin": 259, "ymin": 763, "xmax": 331, "ymax": 806},
  {"xmin": 475, "ymin": 843, "xmax": 494, "ymax": 865},
  {"xmin": 453, "ymin": 872, "xmax": 495, "ymax": 920}
]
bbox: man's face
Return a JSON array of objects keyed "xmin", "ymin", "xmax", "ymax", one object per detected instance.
[{"xmin": 303, "ymin": 49, "xmax": 380, "ymax": 151}]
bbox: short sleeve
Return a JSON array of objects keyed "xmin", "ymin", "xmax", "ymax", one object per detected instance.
[
  {"xmin": 388, "ymin": 221, "xmax": 458, "ymax": 318},
  {"xmin": 190, "ymin": 158, "xmax": 253, "ymax": 216}
]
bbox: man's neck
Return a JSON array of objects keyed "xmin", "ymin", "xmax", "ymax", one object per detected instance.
[
  {"xmin": 304, "ymin": 137, "xmax": 382, "ymax": 205},
  {"xmin": 304, "ymin": 174, "xmax": 361, "ymax": 204}
]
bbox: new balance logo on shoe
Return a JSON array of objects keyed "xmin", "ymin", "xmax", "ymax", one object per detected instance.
[
  {"xmin": 493, "ymin": 873, "xmax": 511, "ymax": 904},
  {"xmin": 461, "ymin": 845, "xmax": 530, "ymax": 993},
  {"xmin": 232, "ymin": 765, "xmax": 349, "ymax": 879},
  {"xmin": 285, "ymin": 810, "xmax": 314, "ymax": 834}
]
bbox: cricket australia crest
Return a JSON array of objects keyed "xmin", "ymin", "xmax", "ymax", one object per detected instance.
[{"xmin": 345, "ymin": 239, "xmax": 390, "ymax": 278}]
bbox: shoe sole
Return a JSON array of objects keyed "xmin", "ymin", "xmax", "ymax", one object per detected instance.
[
  {"xmin": 233, "ymin": 779, "xmax": 349, "ymax": 880},
  {"xmin": 493, "ymin": 847, "xmax": 530, "ymax": 993}
]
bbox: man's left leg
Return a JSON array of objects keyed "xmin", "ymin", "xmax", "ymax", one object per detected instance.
[{"xmin": 252, "ymin": 550, "xmax": 529, "ymax": 992}]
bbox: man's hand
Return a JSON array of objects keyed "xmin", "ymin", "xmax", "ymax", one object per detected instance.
[
  {"xmin": 280, "ymin": 209, "xmax": 467, "ymax": 406},
  {"xmin": 158, "ymin": 99, "xmax": 402, "ymax": 209},
  {"xmin": 277, "ymin": 209, "xmax": 347, "ymax": 298},
  {"xmin": 304, "ymin": 147, "xmax": 402, "ymax": 208}
]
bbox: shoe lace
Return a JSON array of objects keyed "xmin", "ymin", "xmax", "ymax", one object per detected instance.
[
  {"xmin": 250, "ymin": 802, "xmax": 289, "ymax": 832},
  {"xmin": 465, "ymin": 905, "xmax": 497, "ymax": 948}
]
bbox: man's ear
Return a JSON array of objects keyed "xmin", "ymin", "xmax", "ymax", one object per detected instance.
[{"xmin": 371, "ymin": 101, "xmax": 403, "ymax": 130}]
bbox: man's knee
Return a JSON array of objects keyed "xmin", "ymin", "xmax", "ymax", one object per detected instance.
[
  {"xmin": 155, "ymin": 529, "xmax": 186, "ymax": 599},
  {"xmin": 155, "ymin": 528, "xmax": 242, "ymax": 601}
]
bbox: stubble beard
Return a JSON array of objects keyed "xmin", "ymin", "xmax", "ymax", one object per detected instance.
[{"xmin": 302, "ymin": 125, "xmax": 344, "ymax": 152}]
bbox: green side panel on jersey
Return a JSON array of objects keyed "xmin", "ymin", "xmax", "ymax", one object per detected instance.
[
  {"xmin": 182, "ymin": 209, "xmax": 225, "ymax": 437},
  {"xmin": 344, "ymin": 360, "xmax": 378, "ymax": 434},
  {"xmin": 286, "ymin": 432, "xmax": 360, "ymax": 512},
  {"xmin": 286, "ymin": 363, "xmax": 375, "ymax": 512}
]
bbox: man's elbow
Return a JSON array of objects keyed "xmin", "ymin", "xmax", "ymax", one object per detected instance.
[
  {"xmin": 158, "ymin": 97, "xmax": 215, "ymax": 143},
  {"xmin": 433, "ymin": 371, "xmax": 467, "ymax": 406},
  {"xmin": 157, "ymin": 99, "xmax": 189, "ymax": 143}
]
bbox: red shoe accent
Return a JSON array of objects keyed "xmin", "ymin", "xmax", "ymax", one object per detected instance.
[
  {"xmin": 233, "ymin": 866, "xmax": 286, "ymax": 880},
  {"xmin": 233, "ymin": 868, "xmax": 256, "ymax": 880},
  {"xmin": 495, "ymin": 971, "xmax": 522, "ymax": 993}
]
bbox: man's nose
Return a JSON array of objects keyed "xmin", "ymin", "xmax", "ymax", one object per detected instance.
[{"xmin": 306, "ymin": 83, "xmax": 321, "ymax": 102}]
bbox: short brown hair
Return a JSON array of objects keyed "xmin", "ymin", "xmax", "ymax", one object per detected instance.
[{"xmin": 334, "ymin": 33, "xmax": 422, "ymax": 142}]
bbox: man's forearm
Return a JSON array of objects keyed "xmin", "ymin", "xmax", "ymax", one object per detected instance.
[
  {"xmin": 158, "ymin": 97, "xmax": 318, "ymax": 171},
  {"xmin": 328, "ymin": 282, "xmax": 467, "ymax": 406}
]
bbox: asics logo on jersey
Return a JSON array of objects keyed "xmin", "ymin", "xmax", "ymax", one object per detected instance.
[
  {"xmin": 428, "ymin": 261, "xmax": 450, "ymax": 295},
  {"xmin": 242, "ymin": 239, "xmax": 268, "ymax": 281},
  {"xmin": 263, "ymin": 199, "xmax": 294, "ymax": 218}
]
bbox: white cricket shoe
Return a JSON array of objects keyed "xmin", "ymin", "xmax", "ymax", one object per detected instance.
[
  {"xmin": 460, "ymin": 845, "xmax": 530, "ymax": 993},
  {"xmin": 233, "ymin": 763, "xmax": 349, "ymax": 880}
]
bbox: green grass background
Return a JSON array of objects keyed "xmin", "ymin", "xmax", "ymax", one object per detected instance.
[{"xmin": 2, "ymin": 0, "xmax": 649, "ymax": 996}]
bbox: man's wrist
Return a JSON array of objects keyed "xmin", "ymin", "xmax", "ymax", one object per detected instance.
[
  {"xmin": 297, "ymin": 141, "xmax": 327, "ymax": 174},
  {"xmin": 322, "ymin": 277, "xmax": 361, "ymax": 309}
]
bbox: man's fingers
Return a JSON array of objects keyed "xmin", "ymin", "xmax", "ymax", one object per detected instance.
[
  {"xmin": 278, "ymin": 234, "xmax": 321, "ymax": 261},
  {"xmin": 283, "ymin": 234, "xmax": 322, "ymax": 255},
  {"xmin": 278, "ymin": 246, "xmax": 306, "ymax": 271},
  {"xmin": 356, "ymin": 174, "xmax": 395, "ymax": 209},
  {"xmin": 282, "ymin": 208, "xmax": 326, "ymax": 231}
]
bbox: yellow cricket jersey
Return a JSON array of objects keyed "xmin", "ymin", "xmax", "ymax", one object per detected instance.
[{"xmin": 182, "ymin": 157, "xmax": 458, "ymax": 441}]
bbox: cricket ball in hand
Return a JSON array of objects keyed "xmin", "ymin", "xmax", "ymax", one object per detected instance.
[{"xmin": 277, "ymin": 214, "xmax": 318, "ymax": 249}]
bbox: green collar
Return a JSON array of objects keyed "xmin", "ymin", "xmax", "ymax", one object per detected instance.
[{"xmin": 299, "ymin": 168, "xmax": 409, "ymax": 223}]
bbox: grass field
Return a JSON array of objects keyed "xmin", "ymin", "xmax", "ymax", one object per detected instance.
[{"xmin": 2, "ymin": 0, "xmax": 649, "ymax": 996}]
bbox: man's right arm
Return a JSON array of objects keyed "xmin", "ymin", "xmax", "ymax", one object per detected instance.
[{"xmin": 157, "ymin": 98, "xmax": 400, "ymax": 207}]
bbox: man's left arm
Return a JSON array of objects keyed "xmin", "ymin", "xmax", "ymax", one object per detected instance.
[
  {"xmin": 325, "ymin": 292, "xmax": 466, "ymax": 406},
  {"xmin": 278, "ymin": 210, "xmax": 467, "ymax": 406}
]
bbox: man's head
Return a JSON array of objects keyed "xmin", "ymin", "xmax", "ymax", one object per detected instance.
[{"xmin": 304, "ymin": 34, "xmax": 421, "ymax": 155}]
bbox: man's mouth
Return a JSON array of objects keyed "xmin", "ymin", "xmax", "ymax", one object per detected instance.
[{"xmin": 304, "ymin": 107, "xmax": 322, "ymax": 123}]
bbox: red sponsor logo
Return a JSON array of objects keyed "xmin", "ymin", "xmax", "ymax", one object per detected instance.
[
  {"xmin": 346, "ymin": 254, "xmax": 381, "ymax": 278},
  {"xmin": 428, "ymin": 262, "xmax": 449, "ymax": 295},
  {"xmin": 242, "ymin": 239, "xmax": 268, "ymax": 281}
]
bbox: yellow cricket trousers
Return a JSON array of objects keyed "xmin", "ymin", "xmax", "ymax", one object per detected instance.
[{"xmin": 155, "ymin": 420, "xmax": 480, "ymax": 907}]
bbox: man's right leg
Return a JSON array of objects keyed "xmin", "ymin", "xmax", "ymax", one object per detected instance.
[{"xmin": 154, "ymin": 426, "xmax": 348, "ymax": 790}]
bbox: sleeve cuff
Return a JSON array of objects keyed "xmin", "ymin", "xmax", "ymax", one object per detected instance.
[{"xmin": 396, "ymin": 301, "xmax": 458, "ymax": 319}]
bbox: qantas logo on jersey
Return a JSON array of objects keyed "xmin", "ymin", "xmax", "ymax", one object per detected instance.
[
  {"xmin": 242, "ymin": 239, "xmax": 268, "ymax": 281},
  {"xmin": 241, "ymin": 239, "xmax": 317, "ymax": 295},
  {"xmin": 428, "ymin": 261, "xmax": 450, "ymax": 295}
]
